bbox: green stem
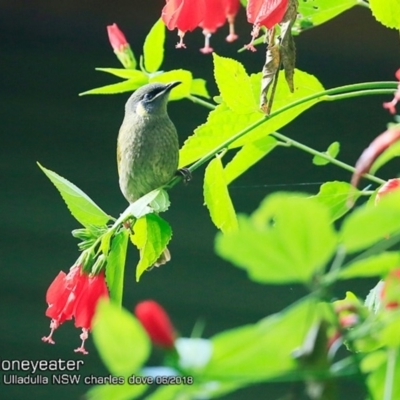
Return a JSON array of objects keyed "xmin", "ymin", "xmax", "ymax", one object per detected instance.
[
  {"xmin": 384, "ymin": 348, "xmax": 397, "ymax": 400},
  {"xmin": 271, "ymin": 132, "xmax": 385, "ymax": 185},
  {"xmin": 329, "ymin": 245, "xmax": 347, "ymax": 274},
  {"xmin": 327, "ymin": 89, "xmax": 395, "ymax": 101},
  {"xmin": 187, "ymin": 95, "xmax": 216, "ymax": 110}
]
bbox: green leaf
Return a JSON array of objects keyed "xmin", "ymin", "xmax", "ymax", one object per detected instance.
[
  {"xmin": 361, "ymin": 351, "xmax": 387, "ymax": 373},
  {"xmin": 37, "ymin": 163, "xmax": 110, "ymax": 227},
  {"xmin": 150, "ymin": 69, "xmax": 192, "ymax": 100},
  {"xmin": 114, "ymin": 190, "xmax": 162, "ymax": 227},
  {"xmin": 216, "ymin": 193, "xmax": 337, "ymax": 284},
  {"xmin": 295, "ymin": 0, "xmax": 359, "ymax": 33},
  {"xmin": 224, "ymin": 136, "xmax": 277, "ymax": 184},
  {"xmin": 370, "ymin": 140, "xmax": 400, "ymax": 174},
  {"xmin": 179, "ymin": 69, "xmax": 324, "ymax": 168},
  {"xmin": 340, "ymin": 191, "xmax": 400, "ymax": 252},
  {"xmin": 369, "ymin": 0, "xmax": 400, "ymax": 29},
  {"xmin": 204, "ymin": 157, "xmax": 238, "ymax": 233},
  {"xmin": 131, "ymin": 214, "xmax": 172, "ymax": 281},
  {"xmin": 339, "ymin": 252, "xmax": 400, "ymax": 279},
  {"xmin": 190, "ymin": 78, "xmax": 210, "ymax": 98},
  {"xmin": 312, "ymin": 141, "xmax": 340, "ymax": 165},
  {"xmin": 92, "ymin": 300, "xmax": 150, "ymax": 377},
  {"xmin": 203, "ymin": 298, "xmax": 323, "ymax": 382},
  {"xmin": 95, "ymin": 68, "xmax": 148, "ymax": 80},
  {"xmin": 213, "ymin": 53, "xmax": 258, "ymax": 114},
  {"xmin": 143, "ymin": 18, "xmax": 165, "ymax": 73},
  {"xmin": 86, "ymin": 381, "xmax": 147, "ymax": 400},
  {"xmin": 149, "ymin": 189, "xmax": 170, "ymax": 213},
  {"xmin": 310, "ymin": 181, "xmax": 358, "ymax": 222},
  {"xmin": 79, "ymin": 78, "xmax": 147, "ymax": 96},
  {"xmin": 106, "ymin": 230, "xmax": 129, "ymax": 305}
]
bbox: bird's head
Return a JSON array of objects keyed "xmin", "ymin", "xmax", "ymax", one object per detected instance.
[{"xmin": 125, "ymin": 81, "xmax": 181, "ymax": 117}]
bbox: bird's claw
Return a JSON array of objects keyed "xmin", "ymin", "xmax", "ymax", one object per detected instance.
[{"xmin": 176, "ymin": 167, "xmax": 192, "ymax": 185}]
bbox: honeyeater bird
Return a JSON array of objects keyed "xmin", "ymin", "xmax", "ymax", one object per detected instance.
[{"xmin": 117, "ymin": 81, "xmax": 181, "ymax": 266}]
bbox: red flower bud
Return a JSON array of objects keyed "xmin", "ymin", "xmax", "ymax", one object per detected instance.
[
  {"xmin": 106, "ymin": 24, "xmax": 136, "ymax": 69},
  {"xmin": 135, "ymin": 300, "xmax": 176, "ymax": 348},
  {"xmin": 42, "ymin": 265, "xmax": 109, "ymax": 354},
  {"xmin": 107, "ymin": 23, "xmax": 128, "ymax": 52}
]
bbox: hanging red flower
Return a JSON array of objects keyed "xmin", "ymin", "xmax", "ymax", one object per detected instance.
[
  {"xmin": 246, "ymin": 0, "xmax": 289, "ymax": 51},
  {"xmin": 42, "ymin": 265, "xmax": 109, "ymax": 355},
  {"xmin": 199, "ymin": 0, "xmax": 227, "ymax": 53},
  {"xmin": 161, "ymin": 0, "xmax": 206, "ymax": 48},
  {"xmin": 247, "ymin": 0, "xmax": 288, "ymax": 28},
  {"xmin": 224, "ymin": 0, "xmax": 241, "ymax": 42}
]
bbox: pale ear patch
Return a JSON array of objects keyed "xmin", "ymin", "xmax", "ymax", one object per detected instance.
[{"xmin": 136, "ymin": 101, "xmax": 148, "ymax": 116}]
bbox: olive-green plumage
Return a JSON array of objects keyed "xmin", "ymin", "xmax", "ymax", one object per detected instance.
[
  {"xmin": 117, "ymin": 82, "xmax": 181, "ymax": 266},
  {"xmin": 117, "ymin": 82, "xmax": 180, "ymax": 203}
]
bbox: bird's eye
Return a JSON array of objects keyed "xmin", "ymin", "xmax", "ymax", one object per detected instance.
[{"xmin": 143, "ymin": 92, "xmax": 155, "ymax": 101}]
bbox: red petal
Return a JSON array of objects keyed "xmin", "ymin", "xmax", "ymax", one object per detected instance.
[
  {"xmin": 74, "ymin": 272, "xmax": 109, "ymax": 330},
  {"xmin": 45, "ymin": 271, "xmax": 67, "ymax": 305},
  {"xmin": 135, "ymin": 300, "xmax": 176, "ymax": 348},
  {"xmin": 223, "ymin": 0, "xmax": 241, "ymax": 16},
  {"xmin": 199, "ymin": 0, "xmax": 226, "ymax": 33},
  {"xmin": 162, "ymin": 0, "xmax": 205, "ymax": 32},
  {"xmin": 247, "ymin": 0, "xmax": 288, "ymax": 29},
  {"xmin": 44, "ymin": 266, "xmax": 82, "ymax": 323}
]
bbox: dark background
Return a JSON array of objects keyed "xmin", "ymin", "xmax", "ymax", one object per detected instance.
[{"xmin": 1, "ymin": 1, "xmax": 399, "ymax": 399}]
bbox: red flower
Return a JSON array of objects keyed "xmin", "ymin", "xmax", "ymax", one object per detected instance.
[
  {"xmin": 161, "ymin": 0, "xmax": 240, "ymax": 51},
  {"xmin": 246, "ymin": 0, "xmax": 288, "ymax": 51},
  {"xmin": 162, "ymin": 0, "xmax": 206, "ymax": 48},
  {"xmin": 42, "ymin": 265, "xmax": 109, "ymax": 355},
  {"xmin": 224, "ymin": 0, "xmax": 241, "ymax": 42},
  {"xmin": 247, "ymin": 0, "xmax": 288, "ymax": 28},
  {"xmin": 199, "ymin": 0, "xmax": 227, "ymax": 54},
  {"xmin": 380, "ymin": 269, "xmax": 400, "ymax": 310},
  {"xmin": 383, "ymin": 69, "xmax": 400, "ymax": 114},
  {"xmin": 375, "ymin": 179, "xmax": 400, "ymax": 204},
  {"xmin": 135, "ymin": 300, "xmax": 176, "ymax": 348},
  {"xmin": 106, "ymin": 23, "xmax": 136, "ymax": 69}
]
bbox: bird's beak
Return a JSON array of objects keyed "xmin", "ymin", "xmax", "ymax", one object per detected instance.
[{"xmin": 165, "ymin": 81, "xmax": 181, "ymax": 92}]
